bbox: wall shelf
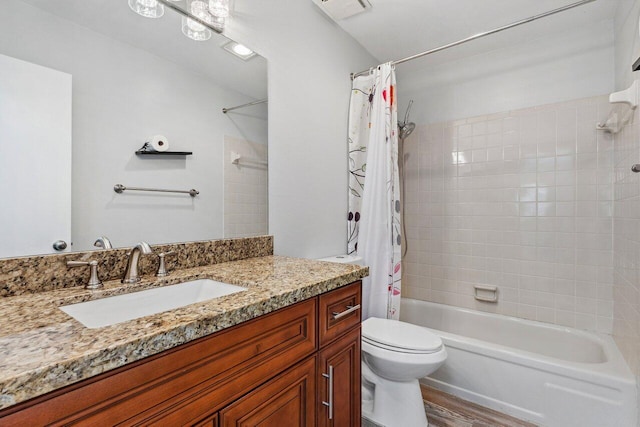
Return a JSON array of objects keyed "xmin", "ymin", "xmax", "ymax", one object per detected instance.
[
  {"xmin": 135, "ymin": 150, "xmax": 193, "ymax": 156},
  {"xmin": 136, "ymin": 142, "xmax": 192, "ymax": 156}
]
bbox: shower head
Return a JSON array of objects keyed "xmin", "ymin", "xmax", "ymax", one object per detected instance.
[
  {"xmin": 399, "ymin": 122, "xmax": 416, "ymax": 139},
  {"xmin": 403, "ymin": 100, "xmax": 413, "ymax": 125},
  {"xmin": 398, "ymin": 100, "xmax": 415, "ymax": 140}
]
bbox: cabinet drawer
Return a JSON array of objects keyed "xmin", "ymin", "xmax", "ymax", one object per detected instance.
[{"xmin": 318, "ymin": 281, "xmax": 361, "ymax": 347}]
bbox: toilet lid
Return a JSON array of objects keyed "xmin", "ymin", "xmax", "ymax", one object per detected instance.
[{"xmin": 362, "ymin": 317, "xmax": 442, "ymax": 353}]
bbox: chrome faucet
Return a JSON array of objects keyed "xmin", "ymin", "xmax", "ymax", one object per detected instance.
[
  {"xmin": 94, "ymin": 236, "xmax": 113, "ymax": 250},
  {"xmin": 122, "ymin": 242, "xmax": 152, "ymax": 284}
]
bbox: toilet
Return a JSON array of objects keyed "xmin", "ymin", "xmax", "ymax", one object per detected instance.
[
  {"xmin": 361, "ymin": 317, "xmax": 447, "ymax": 427},
  {"xmin": 319, "ymin": 255, "xmax": 447, "ymax": 427}
]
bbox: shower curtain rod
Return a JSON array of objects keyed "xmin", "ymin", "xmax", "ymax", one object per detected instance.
[
  {"xmin": 351, "ymin": 0, "xmax": 596, "ymax": 80},
  {"xmin": 222, "ymin": 98, "xmax": 268, "ymax": 114}
]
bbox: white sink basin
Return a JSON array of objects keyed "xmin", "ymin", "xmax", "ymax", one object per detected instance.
[{"xmin": 60, "ymin": 279, "xmax": 247, "ymax": 328}]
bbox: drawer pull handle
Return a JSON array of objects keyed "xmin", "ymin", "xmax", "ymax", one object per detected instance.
[
  {"xmin": 322, "ymin": 365, "xmax": 334, "ymax": 420},
  {"xmin": 332, "ymin": 304, "xmax": 361, "ymax": 320}
]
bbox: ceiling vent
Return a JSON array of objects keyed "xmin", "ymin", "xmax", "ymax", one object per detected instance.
[{"xmin": 312, "ymin": 0, "xmax": 372, "ymax": 21}]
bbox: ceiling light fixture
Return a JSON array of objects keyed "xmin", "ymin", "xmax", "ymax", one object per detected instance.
[
  {"xmin": 208, "ymin": 0, "xmax": 230, "ymax": 18},
  {"xmin": 128, "ymin": 0, "xmax": 227, "ymax": 38},
  {"xmin": 222, "ymin": 41, "xmax": 256, "ymax": 61},
  {"xmin": 182, "ymin": 0, "xmax": 213, "ymax": 41},
  {"xmin": 128, "ymin": 0, "xmax": 165, "ymax": 18}
]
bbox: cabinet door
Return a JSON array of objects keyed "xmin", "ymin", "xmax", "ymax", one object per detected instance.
[
  {"xmin": 193, "ymin": 413, "xmax": 218, "ymax": 427},
  {"xmin": 0, "ymin": 53, "xmax": 72, "ymax": 258},
  {"xmin": 318, "ymin": 327, "xmax": 361, "ymax": 427},
  {"xmin": 219, "ymin": 357, "xmax": 316, "ymax": 427}
]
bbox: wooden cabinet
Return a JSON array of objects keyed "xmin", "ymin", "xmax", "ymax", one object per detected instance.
[
  {"xmin": 0, "ymin": 282, "xmax": 362, "ymax": 426},
  {"xmin": 318, "ymin": 328, "xmax": 361, "ymax": 427},
  {"xmin": 319, "ymin": 281, "xmax": 362, "ymax": 347},
  {"xmin": 220, "ymin": 357, "xmax": 316, "ymax": 427},
  {"xmin": 317, "ymin": 281, "xmax": 362, "ymax": 427},
  {"xmin": 193, "ymin": 414, "xmax": 219, "ymax": 427}
]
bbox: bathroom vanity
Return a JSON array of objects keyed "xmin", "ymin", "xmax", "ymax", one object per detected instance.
[
  {"xmin": 1, "ymin": 282, "xmax": 362, "ymax": 426},
  {"xmin": 0, "ymin": 238, "xmax": 367, "ymax": 426}
]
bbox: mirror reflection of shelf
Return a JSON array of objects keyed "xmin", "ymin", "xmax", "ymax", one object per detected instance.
[
  {"xmin": 135, "ymin": 150, "xmax": 193, "ymax": 156},
  {"xmin": 230, "ymin": 151, "xmax": 267, "ymax": 166},
  {"xmin": 597, "ymin": 80, "xmax": 638, "ymax": 134},
  {"xmin": 135, "ymin": 142, "xmax": 192, "ymax": 156}
]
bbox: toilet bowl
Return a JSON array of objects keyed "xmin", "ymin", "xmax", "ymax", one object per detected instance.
[{"xmin": 361, "ymin": 317, "xmax": 447, "ymax": 427}]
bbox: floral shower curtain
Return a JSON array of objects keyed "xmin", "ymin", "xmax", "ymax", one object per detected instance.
[{"xmin": 347, "ymin": 62, "xmax": 402, "ymax": 320}]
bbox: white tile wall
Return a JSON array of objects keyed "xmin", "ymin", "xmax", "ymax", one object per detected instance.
[
  {"xmin": 402, "ymin": 95, "xmax": 614, "ymax": 333},
  {"xmin": 223, "ymin": 136, "xmax": 268, "ymax": 238},
  {"xmin": 613, "ymin": 105, "xmax": 640, "ymax": 377}
]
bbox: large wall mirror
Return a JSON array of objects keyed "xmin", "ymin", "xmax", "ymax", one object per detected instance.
[{"xmin": 0, "ymin": 0, "xmax": 268, "ymax": 258}]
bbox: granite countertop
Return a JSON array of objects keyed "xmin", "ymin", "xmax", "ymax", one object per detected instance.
[{"xmin": 0, "ymin": 255, "xmax": 368, "ymax": 410}]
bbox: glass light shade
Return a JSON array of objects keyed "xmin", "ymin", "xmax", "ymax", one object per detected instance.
[
  {"xmin": 208, "ymin": 0, "xmax": 229, "ymax": 18},
  {"xmin": 182, "ymin": 1, "xmax": 215, "ymax": 41},
  {"xmin": 182, "ymin": 17, "xmax": 212, "ymax": 41},
  {"xmin": 209, "ymin": 15, "xmax": 225, "ymax": 31},
  {"xmin": 128, "ymin": 0, "xmax": 164, "ymax": 18}
]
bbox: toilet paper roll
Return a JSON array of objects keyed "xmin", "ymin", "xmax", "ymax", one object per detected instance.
[{"xmin": 147, "ymin": 135, "xmax": 170, "ymax": 152}]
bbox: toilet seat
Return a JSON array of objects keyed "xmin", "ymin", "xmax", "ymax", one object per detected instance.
[
  {"xmin": 362, "ymin": 317, "xmax": 442, "ymax": 354},
  {"xmin": 362, "ymin": 336, "xmax": 442, "ymax": 354}
]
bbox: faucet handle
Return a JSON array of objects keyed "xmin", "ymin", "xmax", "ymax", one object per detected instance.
[
  {"xmin": 156, "ymin": 251, "xmax": 176, "ymax": 277},
  {"xmin": 67, "ymin": 260, "xmax": 103, "ymax": 290}
]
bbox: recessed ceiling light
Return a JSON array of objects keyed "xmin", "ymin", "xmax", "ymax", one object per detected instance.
[
  {"xmin": 222, "ymin": 41, "xmax": 257, "ymax": 61},
  {"xmin": 232, "ymin": 44, "xmax": 253, "ymax": 56}
]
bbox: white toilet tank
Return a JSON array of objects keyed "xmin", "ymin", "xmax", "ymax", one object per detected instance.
[{"xmin": 318, "ymin": 254, "xmax": 364, "ymax": 265}]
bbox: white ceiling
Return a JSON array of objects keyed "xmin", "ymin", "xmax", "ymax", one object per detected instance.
[
  {"xmin": 19, "ymin": 0, "xmax": 267, "ymax": 100},
  {"xmin": 326, "ymin": 0, "xmax": 623, "ymax": 75}
]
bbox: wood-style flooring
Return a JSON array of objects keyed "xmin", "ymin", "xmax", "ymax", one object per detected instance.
[
  {"xmin": 361, "ymin": 384, "xmax": 537, "ymax": 427},
  {"xmin": 421, "ymin": 385, "xmax": 537, "ymax": 427}
]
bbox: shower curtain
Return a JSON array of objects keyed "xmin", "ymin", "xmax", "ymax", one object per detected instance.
[{"xmin": 347, "ymin": 62, "xmax": 402, "ymax": 320}]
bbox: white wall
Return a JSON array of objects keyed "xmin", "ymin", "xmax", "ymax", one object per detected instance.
[
  {"xmin": 223, "ymin": 136, "xmax": 268, "ymax": 238},
  {"xmin": 397, "ymin": 20, "xmax": 615, "ymax": 125},
  {"xmin": 0, "ymin": 1, "xmax": 267, "ymax": 252},
  {"xmin": 403, "ymin": 95, "xmax": 615, "ymax": 333},
  {"xmin": 614, "ymin": 0, "xmax": 640, "ymax": 89},
  {"xmin": 225, "ymin": 1, "xmax": 376, "ymax": 258},
  {"xmin": 395, "ymin": 11, "xmax": 621, "ymax": 332},
  {"xmin": 612, "ymin": 1, "xmax": 640, "ymax": 425}
]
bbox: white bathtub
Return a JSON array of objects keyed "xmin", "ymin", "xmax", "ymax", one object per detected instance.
[{"xmin": 400, "ymin": 298, "xmax": 637, "ymax": 427}]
